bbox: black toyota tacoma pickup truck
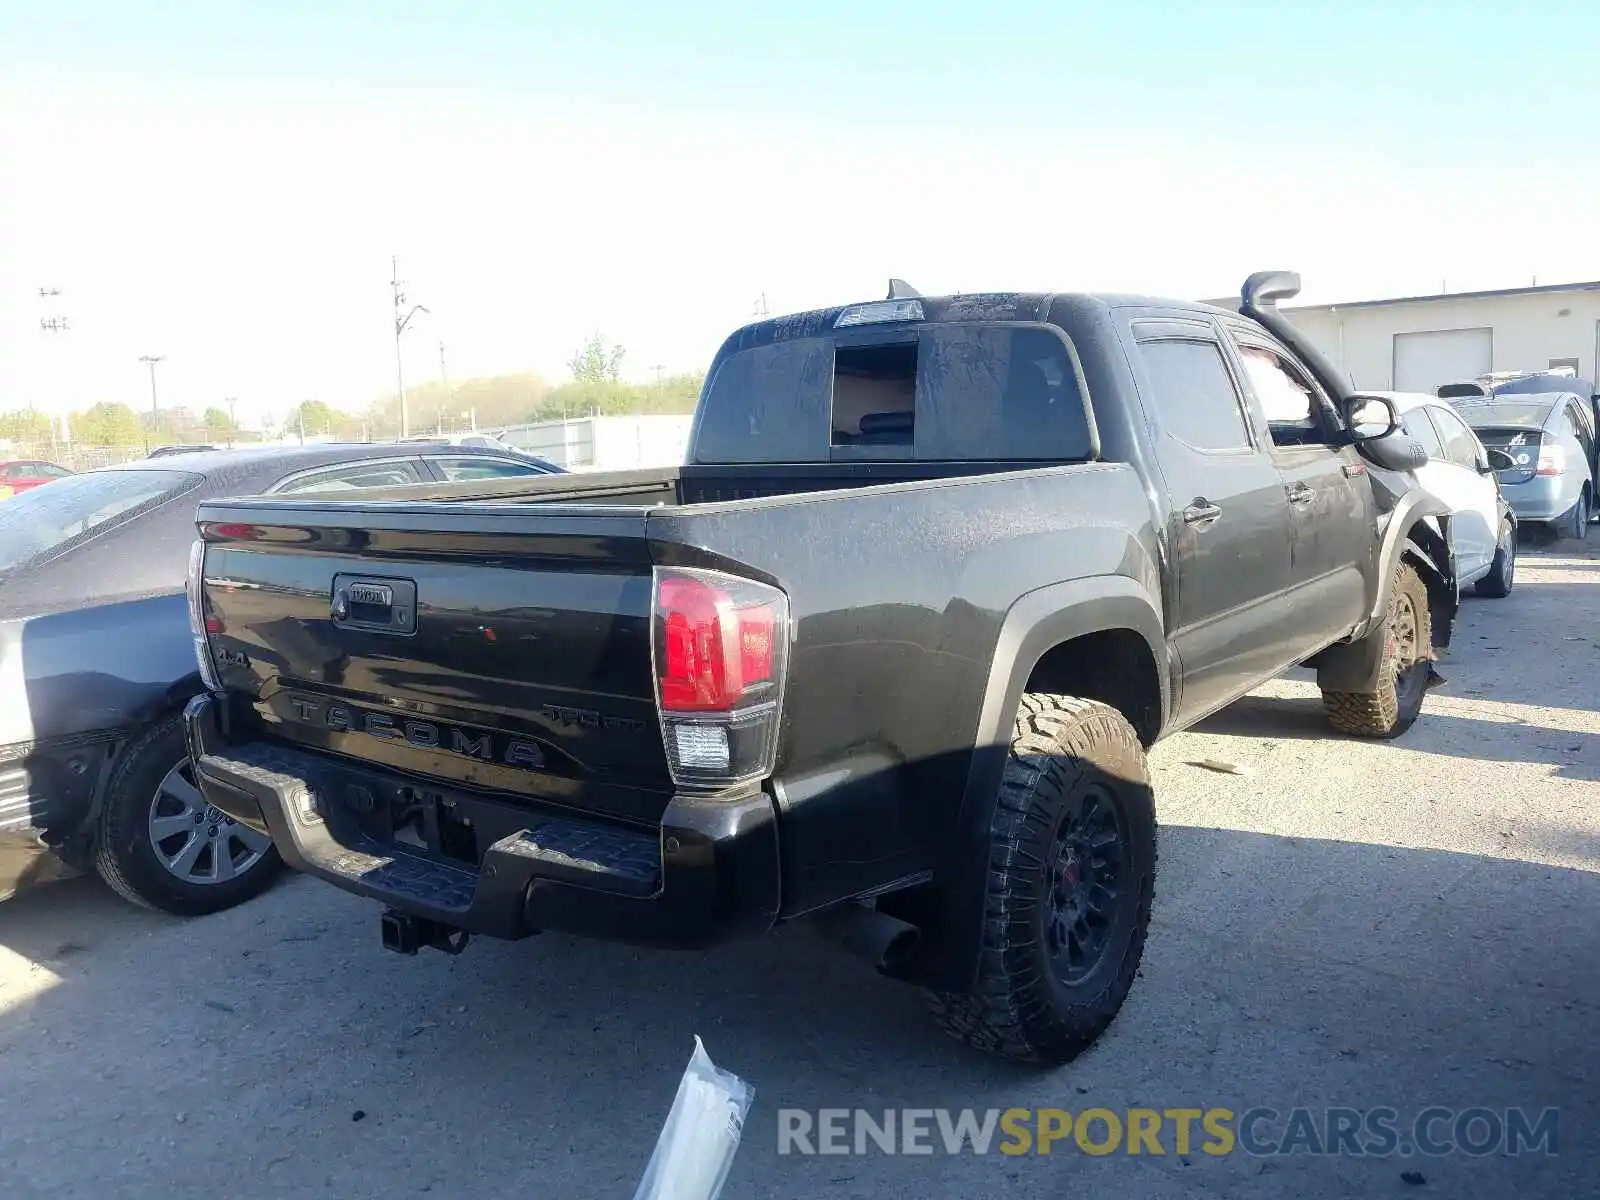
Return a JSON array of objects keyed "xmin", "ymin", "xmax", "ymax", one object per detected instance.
[{"xmin": 184, "ymin": 272, "xmax": 1451, "ymax": 1063}]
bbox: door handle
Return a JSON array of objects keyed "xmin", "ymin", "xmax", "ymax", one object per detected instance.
[
  {"xmin": 330, "ymin": 574, "xmax": 417, "ymax": 635},
  {"xmin": 1287, "ymin": 482, "xmax": 1316, "ymax": 505},
  {"xmin": 1182, "ymin": 500, "xmax": 1223, "ymax": 526}
]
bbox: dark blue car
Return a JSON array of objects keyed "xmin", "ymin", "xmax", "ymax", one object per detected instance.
[{"xmin": 0, "ymin": 443, "xmax": 560, "ymax": 910}]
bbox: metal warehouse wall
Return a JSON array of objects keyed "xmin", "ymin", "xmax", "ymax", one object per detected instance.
[{"xmin": 1283, "ymin": 290, "xmax": 1600, "ymax": 392}]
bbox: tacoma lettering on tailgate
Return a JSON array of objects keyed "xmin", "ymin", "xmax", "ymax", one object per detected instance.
[{"xmin": 284, "ymin": 694, "xmax": 546, "ymax": 769}]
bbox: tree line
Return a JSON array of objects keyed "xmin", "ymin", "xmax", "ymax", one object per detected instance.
[{"xmin": 0, "ymin": 334, "xmax": 705, "ymax": 453}]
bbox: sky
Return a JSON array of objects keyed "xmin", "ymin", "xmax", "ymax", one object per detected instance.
[{"xmin": 2, "ymin": 1, "xmax": 1598, "ymax": 430}]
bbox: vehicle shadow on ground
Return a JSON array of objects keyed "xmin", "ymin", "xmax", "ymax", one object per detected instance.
[
  {"xmin": 1, "ymin": 824, "xmax": 1596, "ymax": 1200},
  {"xmin": 1192, "ymin": 568, "xmax": 1598, "ymax": 780},
  {"xmin": 1194, "ymin": 693, "xmax": 1600, "ymax": 782}
]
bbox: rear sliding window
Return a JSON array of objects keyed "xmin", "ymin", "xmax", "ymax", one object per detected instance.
[{"xmin": 694, "ymin": 325, "xmax": 1093, "ymax": 463}]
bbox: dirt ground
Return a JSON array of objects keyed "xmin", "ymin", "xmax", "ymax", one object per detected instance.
[{"xmin": 2, "ymin": 543, "xmax": 1596, "ymax": 1199}]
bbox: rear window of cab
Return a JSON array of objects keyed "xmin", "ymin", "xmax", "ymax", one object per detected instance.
[{"xmin": 694, "ymin": 324, "xmax": 1095, "ymax": 464}]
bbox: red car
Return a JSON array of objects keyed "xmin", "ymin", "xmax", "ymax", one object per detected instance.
[{"xmin": 0, "ymin": 460, "xmax": 72, "ymax": 495}]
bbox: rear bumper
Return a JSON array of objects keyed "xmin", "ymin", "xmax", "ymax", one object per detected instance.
[
  {"xmin": 1500, "ymin": 476, "xmax": 1575, "ymax": 522},
  {"xmin": 183, "ymin": 695, "xmax": 781, "ymax": 946}
]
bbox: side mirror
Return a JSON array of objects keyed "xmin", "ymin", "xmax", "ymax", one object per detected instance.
[
  {"xmin": 1344, "ymin": 394, "xmax": 1400, "ymax": 442},
  {"xmin": 1483, "ymin": 448, "xmax": 1515, "ymax": 473}
]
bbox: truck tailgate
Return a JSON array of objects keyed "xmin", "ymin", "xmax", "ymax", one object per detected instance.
[{"xmin": 199, "ymin": 503, "xmax": 673, "ymax": 825}]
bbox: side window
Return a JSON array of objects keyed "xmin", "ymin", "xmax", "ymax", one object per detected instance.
[
  {"xmin": 1400, "ymin": 409, "xmax": 1445, "ymax": 460},
  {"xmin": 1136, "ymin": 338, "xmax": 1253, "ymax": 451},
  {"xmin": 430, "ymin": 456, "xmax": 547, "ymax": 482},
  {"xmin": 1567, "ymin": 403, "xmax": 1595, "ymax": 462},
  {"xmin": 1429, "ymin": 408, "xmax": 1483, "ymax": 470},
  {"xmin": 273, "ymin": 460, "xmax": 425, "ymax": 494},
  {"xmin": 1237, "ymin": 345, "xmax": 1331, "ymax": 447}
]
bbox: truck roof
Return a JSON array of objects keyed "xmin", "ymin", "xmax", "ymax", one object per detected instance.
[{"xmin": 725, "ymin": 291, "xmax": 1240, "ymax": 351}]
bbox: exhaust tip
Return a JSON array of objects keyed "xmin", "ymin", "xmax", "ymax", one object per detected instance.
[{"xmin": 816, "ymin": 903, "xmax": 920, "ymax": 973}]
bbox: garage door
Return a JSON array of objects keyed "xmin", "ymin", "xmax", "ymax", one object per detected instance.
[{"xmin": 1392, "ymin": 327, "xmax": 1493, "ymax": 393}]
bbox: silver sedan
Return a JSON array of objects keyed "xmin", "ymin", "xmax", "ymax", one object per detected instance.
[{"xmin": 1450, "ymin": 391, "xmax": 1597, "ymax": 540}]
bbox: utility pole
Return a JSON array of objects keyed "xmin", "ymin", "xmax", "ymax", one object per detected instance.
[
  {"xmin": 39, "ymin": 287, "xmax": 70, "ymax": 459},
  {"xmin": 439, "ymin": 340, "xmax": 451, "ymax": 433},
  {"xmin": 139, "ymin": 355, "xmax": 165, "ymax": 455},
  {"xmin": 390, "ymin": 256, "xmax": 428, "ymax": 438},
  {"xmin": 224, "ymin": 397, "xmax": 238, "ymax": 448}
]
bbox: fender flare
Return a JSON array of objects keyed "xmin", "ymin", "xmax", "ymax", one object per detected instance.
[
  {"xmin": 883, "ymin": 574, "xmax": 1167, "ymax": 990},
  {"xmin": 1366, "ymin": 489, "xmax": 1455, "ymax": 632}
]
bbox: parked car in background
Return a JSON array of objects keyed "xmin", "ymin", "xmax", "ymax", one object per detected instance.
[
  {"xmin": 1485, "ymin": 368, "xmax": 1596, "ymax": 399},
  {"xmin": 0, "ymin": 460, "xmax": 73, "ymax": 494},
  {"xmin": 391, "ymin": 443, "xmax": 562, "ymax": 478},
  {"xmin": 0, "ymin": 442, "xmax": 563, "ymax": 911},
  {"xmin": 1490, "ymin": 372, "xmax": 1600, "ymax": 458},
  {"xmin": 1379, "ymin": 392, "xmax": 1519, "ymax": 596},
  {"xmin": 398, "ymin": 432, "xmax": 521, "ymax": 453},
  {"xmin": 1447, "ymin": 391, "xmax": 1596, "ymax": 541}
]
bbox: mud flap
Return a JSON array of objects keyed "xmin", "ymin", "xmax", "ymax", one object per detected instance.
[{"xmin": 1314, "ymin": 625, "xmax": 1388, "ymax": 694}]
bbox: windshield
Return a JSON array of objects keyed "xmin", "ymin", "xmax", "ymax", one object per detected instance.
[{"xmin": 0, "ymin": 469, "xmax": 198, "ymax": 578}]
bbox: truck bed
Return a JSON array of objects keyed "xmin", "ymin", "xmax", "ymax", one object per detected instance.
[
  {"xmin": 196, "ymin": 456, "xmax": 1154, "ymax": 916},
  {"xmin": 278, "ymin": 460, "xmax": 1087, "ymax": 508}
]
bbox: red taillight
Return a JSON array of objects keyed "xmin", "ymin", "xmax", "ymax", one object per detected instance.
[
  {"xmin": 657, "ymin": 574, "xmax": 777, "ymax": 712},
  {"xmin": 652, "ymin": 567, "xmax": 790, "ymax": 787},
  {"xmin": 738, "ymin": 606, "xmax": 775, "ymax": 688},
  {"xmin": 204, "ymin": 616, "xmax": 223, "ymax": 635},
  {"xmin": 1535, "ymin": 445, "xmax": 1565, "ymax": 476}
]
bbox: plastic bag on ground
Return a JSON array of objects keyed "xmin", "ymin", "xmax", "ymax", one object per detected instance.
[{"xmin": 632, "ymin": 1036, "xmax": 755, "ymax": 1200}]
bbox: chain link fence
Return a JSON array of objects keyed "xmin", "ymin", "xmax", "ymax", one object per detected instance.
[{"xmin": 1, "ymin": 441, "xmax": 152, "ymax": 472}]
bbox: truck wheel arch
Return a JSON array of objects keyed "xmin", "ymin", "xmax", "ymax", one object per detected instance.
[{"xmin": 883, "ymin": 576, "xmax": 1167, "ymax": 992}]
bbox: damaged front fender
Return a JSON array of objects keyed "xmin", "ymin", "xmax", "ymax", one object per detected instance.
[{"xmin": 1312, "ymin": 490, "xmax": 1458, "ymax": 695}]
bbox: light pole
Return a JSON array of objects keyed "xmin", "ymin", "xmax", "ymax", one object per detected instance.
[
  {"xmin": 139, "ymin": 355, "xmax": 164, "ymax": 454},
  {"xmin": 224, "ymin": 397, "xmax": 238, "ymax": 448},
  {"xmin": 390, "ymin": 256, "xmax": 428, "ymax": 438},
  {"xmin": 39, "ymin": 287, "xmax": 70, "ymax": 459},
  {"xmin": 439, "ymin": 340, "xmax": 452, "ymax": 432}
]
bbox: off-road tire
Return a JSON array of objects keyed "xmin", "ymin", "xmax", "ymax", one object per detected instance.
[
  {"xmin": 1322, "ymin": 561, "xmax": 1432, "ymax": 739},
  {"xmin": 926, "ymin": 695, "xmax": 1157, "ymax": 1065},
  {"xmin": 93, "ymin": 713, "xmax": 283, "ymax": 915},
  {"xmin": 1475, "ymin": 519, "xmax": 1516, "ymax": 598}
]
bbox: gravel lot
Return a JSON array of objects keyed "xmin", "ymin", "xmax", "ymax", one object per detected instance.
[{"xmin": 2, "ymin": 543, "xmax": 1596, "ymax": 1199}]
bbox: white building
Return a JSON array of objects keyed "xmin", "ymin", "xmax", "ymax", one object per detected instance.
[
  {"xmin": 1277, "ymin": 280, "xmax": 1600, "ymax": 394},
  {"xmin": 495, "ymin": 414, "xmax": 694, "ymax": 472}
]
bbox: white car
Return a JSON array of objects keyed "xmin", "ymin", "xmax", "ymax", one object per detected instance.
[{"xmin": 1379, "ymin": 392, "xmax": 1518, "ymax": 597}]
